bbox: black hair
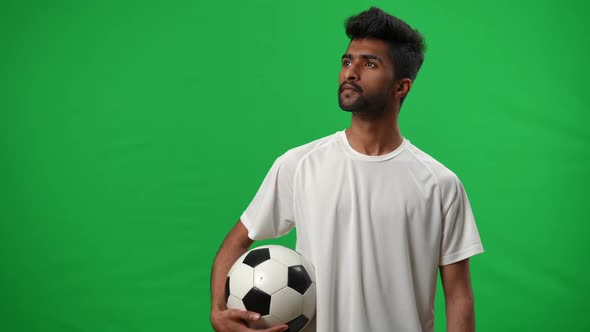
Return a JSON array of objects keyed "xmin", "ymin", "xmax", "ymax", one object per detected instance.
[{"xmin": 345, "ymin": 7, "xmax": 426, "ymax": 81}]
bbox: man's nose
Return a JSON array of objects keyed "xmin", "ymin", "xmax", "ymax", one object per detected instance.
[{"xmin": 344, "ymin": 64, "xmax": 359, "ymax": 81}]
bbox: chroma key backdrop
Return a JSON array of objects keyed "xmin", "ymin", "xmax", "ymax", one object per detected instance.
[{"xmin": 1, "ymin": 0, "xmax": 588, "ymax": 331}]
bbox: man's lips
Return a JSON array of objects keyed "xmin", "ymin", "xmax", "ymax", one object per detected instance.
[{"xmin": 340, "ymin": 84, "xmax": 361, "ymax": 93}]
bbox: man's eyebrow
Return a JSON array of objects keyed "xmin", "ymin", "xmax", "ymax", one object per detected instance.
[{"xmin": 341, "ymin": 54, "xmax": 384, "ymax": 63}]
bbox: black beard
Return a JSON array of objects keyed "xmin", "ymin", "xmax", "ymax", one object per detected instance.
[{"xmin": 338, "ymin": 90, "xmax": 388, "ymax": 114}]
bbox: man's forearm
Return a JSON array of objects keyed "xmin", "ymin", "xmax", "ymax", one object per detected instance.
[
  {"xmin": 445, "ymin": 296, "xmax": 475, "ymax": 332},
  {"xmin": 210, "ymin": 221, "xmax": 254, "ymax": 312},
  {"xmin": 210, "ymin": 243, "xmax": 248, "ymax": 311}
]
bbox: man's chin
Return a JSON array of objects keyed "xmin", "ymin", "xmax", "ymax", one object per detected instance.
[
  {"xmin": 340, "ymin": 106, "xmax": 358, "ymax": 113},
  {"xmin": 339, "ymin": 104, "xmax": 356, "ymax": 112},
  {"xmin": 339, "ymin": 101, "xmax": 367, "ymax": 113},
  {"xmin": 338, "ymin": 97, "xmax": 363, "ymax": 112},
  {"xmin": 338, "ymin": 95, "xmax": 388, "ymax": 114}
]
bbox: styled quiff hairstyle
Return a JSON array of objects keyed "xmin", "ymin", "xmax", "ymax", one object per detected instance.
[{"xmin": 345, "ymin": 7, "xmax": 426, "ymax": 81}]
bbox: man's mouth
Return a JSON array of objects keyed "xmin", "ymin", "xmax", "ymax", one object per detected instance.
[{"xmin": 340, "ymin": 84, "xmax": 361, "ymax": 93}]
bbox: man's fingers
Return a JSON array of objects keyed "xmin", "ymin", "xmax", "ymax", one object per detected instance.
[
  {"xmin": 260, "ymin": 325, "xmax": 289, "ymax": 332},
  {"xmin": 228, "ymin": 309, "xmax": 261, "ymax": 321},
  {"xmin": 226, "ymin": 309, "xmax": 289, "ymax": 331}
]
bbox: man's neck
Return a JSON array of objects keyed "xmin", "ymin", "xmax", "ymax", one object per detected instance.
[{"xmin": 345, "ymin": 111, "xmax": 403, "ymax": 156}]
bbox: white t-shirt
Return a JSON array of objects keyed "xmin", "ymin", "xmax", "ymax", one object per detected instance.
[{"xmin": 241, "ymin": 130, "xmax": 484, "ymax": 332}]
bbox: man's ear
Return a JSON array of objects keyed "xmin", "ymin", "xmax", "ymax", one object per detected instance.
[{"xmin": 394, "ymin": 78, "xmax": 413, "ymax": 99}]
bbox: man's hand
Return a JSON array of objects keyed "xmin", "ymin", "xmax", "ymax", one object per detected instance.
[{"xmin": 210, "ymin": 308, "xmax": 288, "ymax": 332}]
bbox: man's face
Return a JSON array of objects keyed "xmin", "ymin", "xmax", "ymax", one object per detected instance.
[{"xmin": 338, "ymin": 38, "xmax": 396, "ymax": 113}]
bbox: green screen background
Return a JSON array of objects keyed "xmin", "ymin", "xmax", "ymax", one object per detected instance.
[{"xmin": 2, "ymin": 0, "xmax": 588, "ymax": 331}]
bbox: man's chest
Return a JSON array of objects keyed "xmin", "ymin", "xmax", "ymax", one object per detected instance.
[{"xmin": 293, "ymin": 162, "xmax": 441, "ymax": 233}]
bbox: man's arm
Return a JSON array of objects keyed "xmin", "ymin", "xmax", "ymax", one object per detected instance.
[
  {"xmin": 210, "ymin": 220, "xmax": 288, "ymax": 332},
  {"xmin": 210, "ymin": 220, "xmax": 253, "ymax": 313},
  {"xmin": 440, "ymin": 258, "xmax": 476, "ymax": 332}
]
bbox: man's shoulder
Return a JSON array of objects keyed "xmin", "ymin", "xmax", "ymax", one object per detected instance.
[
  {"xmin": 404, "ymin": 141, "xmax": 461, "ymax": 188},
  {"xmin": 278, "ymin": 131, "xmax": 341, "ymax": 166}
]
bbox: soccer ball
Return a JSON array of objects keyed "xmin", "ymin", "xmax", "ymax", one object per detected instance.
[{"xmin": 225, "ymin": 245, "xmax": 316, "ymax": 331}]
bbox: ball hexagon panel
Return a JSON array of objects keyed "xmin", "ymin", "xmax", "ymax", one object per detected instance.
[
  {"xmin": 253, "ymin": 259, "xmax": 288, "ymax": 295},
  {"xmin": 270, "ymin": 287, "xmax": 304, "ymax": 323},
  {"xmin": 229, "ymin": 251, "xmax": 247, "ymax": 275},
  {"xmin": 226, "ymin": 295, "xmax": 246, "ymax": 311},
  {"xmin": 243, "ymin": 247, "xmax": 271, "ymax": 268},
  {"xmin": 302, "ymin": 284, "xmax": 317, "ymax": 319},
  {"xmin": 242, "ymin": 287, "xmax": 272, "ymax": 316},
  {"xmin": 229, "ymin": 264, "xmax": 254, "ymax": 300},
  {"xmin": 288, "ymin": 265, "xmax": 312, "ymax": 294},
  {"xmin": 268, "ymin": 245, "xmax": 302, "ymax": 267}
]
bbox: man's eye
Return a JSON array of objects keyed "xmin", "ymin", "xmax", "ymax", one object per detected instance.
[
  {"xmin": 366, "ymin": 62, "xmax": 376, "ymax": 68},
  {"xmin": 343, "ymin": 60, "xmax": 352, "ymax": 66}
]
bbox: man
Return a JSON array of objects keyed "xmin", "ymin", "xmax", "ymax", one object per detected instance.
[{"xmin": 210, "ymin": 7, "xmax": 483, "ymax": 332}]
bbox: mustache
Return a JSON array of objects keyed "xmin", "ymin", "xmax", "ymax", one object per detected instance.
[{"xmin": 339, "ymin": 82, "xmax": 363, "ymax": 93}]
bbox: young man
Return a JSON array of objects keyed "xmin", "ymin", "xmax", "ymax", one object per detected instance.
[{"xmin": 210, "ymin": 7, "xmax": 483, "ymax": 332}]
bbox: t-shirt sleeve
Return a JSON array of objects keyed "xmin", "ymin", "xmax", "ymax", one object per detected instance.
[
  {"xmin": 439, "ymin": 175, "xmax": 484, "ymax": 266},
  {"xmin": 240, "ymin": 153, "xmax": 296, "ymax": 240}
]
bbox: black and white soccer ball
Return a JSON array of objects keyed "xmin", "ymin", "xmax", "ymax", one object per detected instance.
[{"xmin": 225, "ymin": 245, "xmax": 316, "ymax": 331}]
